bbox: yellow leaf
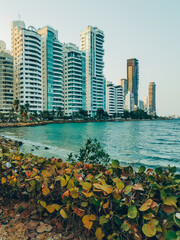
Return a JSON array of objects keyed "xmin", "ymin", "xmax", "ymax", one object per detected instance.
[
  {"xmin": 1, "ymin": 177, "xmax": 6, "ymax": 184},
  {"xmin": 81, "ymin": 182, "xmax": 92, "ymax": 190},
  {"xmin": 42, "ymin": 186, "xmax": 50, "ymax": 196},
  {"xmin": 139, "ymin": 199, "xmax": 153, "ymax": 211},
  {"xmin": 116, "ymin": 181, "xmax": 124, "ymax": 190},
  {"xmin": 82, "ymin": 215, "xmax": 93, "ymax": 229},
  {"xmin": 46, "ymin": 205, "xmax": 55, "ymax": 213},
  {"xmin": 60, "ymin": 209, "xmax": 68, "ymax": 218},
  {"xmin": 103, "ymin": 201, "xmax": 109, "ymax": 209},
  {"xmin": 52, "ymin": 204, "xmax": 61, "ymax": 211},
  {"xmin": 95, "ymin": 227, "xmax": 105, "ymax": 240},
  {"xmin": 60, "ymin": 177, "xmax": 67, "ymax": 187},
  {"xmin": 82, "ymin": 191, "xmax": 94, "ymax": 198},
  {"xmin": 70, "ymin": 187, "xmax": 79, "ymax": 198},
  {"xmin": 39, "ymin": 201, "xmax": 46, "ymax": 208}
]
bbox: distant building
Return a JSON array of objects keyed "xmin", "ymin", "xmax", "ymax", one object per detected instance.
[
  {"xmin": 106, "ymin": 82, "xmax": 123, "ymax": 116},
  {"xmin": 11, "ymin": 21, "xmax": 43, "ymax": 112},
  {"xmin": 125, "ymin": 91, "xmax": 134, "ymax": 112},
  {"xmin": 106, "ymin": 81, "xmax": 115, "ymax": 116},
  {"xmin": 0, "ymin": 42, "xmax": 13, "ymax": 113},
  {"xmin": 80, "ymin": 26, "xmax": 106, "ymax": 116},
  {"xmin": 138, "ymin": 100, "xmax": 144, "ymax": 110},
  {"xmin": 127, "ymin": 58, "xmax": 139, "ymax": 106},
  {"xmin": 148, "ymin": 82, "xmax": 156, "ymax": 115},
  {"xmin": 63, "ymin": 43, "xmax": 86, "ymax": 116},
  {"xmin": 115, "ymin": 85, "xmax": 123, "ymax": 115},
  {"xmin": 38, "ymin": 26, "xmax": 63, "ymax": 111},
  {"xmin": 143, "ymin": 95, "xmax": 148, "ymax": 112},
  {"xmin": 120, "ymin": 78, "xmax": 128, "ymax": 98}
]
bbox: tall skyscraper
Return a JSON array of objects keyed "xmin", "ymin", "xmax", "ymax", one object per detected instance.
[
  {"xmin": 148, "ymin": 82, "xmax": 156, "ymax": 115},
  {"xmin": 80, "ymin": 26, "xmax": 106, "ymax": 116},
  {"xmin": 0, "ymin": 41, "xmax": 13, "ymax": 113},
  {"xmin": 120, "ymin": 78, "xmax": 128, "ymax": 98},
  {"xmin": 127, "ymin": 58, "xmax": 139, "ymax": 106},
  {"xmin": 38, "ymin": 26, "xmax": 63, "ymax": 111},
  {"xmin": 11, "ymin": 21, "xmax": 43, "ymax": 112},
  {"xmin": 63, "ymin": 43, "xmax": 86, "ymax": 116}
]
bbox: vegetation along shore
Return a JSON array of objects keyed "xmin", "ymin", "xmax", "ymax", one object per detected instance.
[{"xmin": 0, "ymin": 137, "xmax": 179, "ymax": 239}]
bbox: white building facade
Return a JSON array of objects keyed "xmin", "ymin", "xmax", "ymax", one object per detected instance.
[
  {"xmin": 80, "ymin": 26, "xmax": 106, "ymax": 116},
  {"xmin": 63, "ymin": 43, "xmax": 86, "ymax": 116},
  {"xmin": 115, "ymin": 85, "xmax": 123, "ymax": 115},
  {"xmin": 11, "ymin": 21, "xmax": 43, "ymax": 112},
  {"xmin": 106, "ymin": 81, "xmax": 115, "ymax": 116},
  {"xmin": 0, "ymin": 42, "xmax": 14, "ymax": 113},
  {"xmin": 38, "ymin": 26, "xmax": 63, "ymax": 111},
  {"xmin": 125, "ymin": 91, "xmax": 134, "ymax": 112}
]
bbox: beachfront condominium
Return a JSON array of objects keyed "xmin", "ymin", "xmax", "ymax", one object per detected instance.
[
  {"xmin": 106, "ymin": 81, "xmax": 115, "ymax": 116},
  {"xmin": 106, "ymin": 82, "xmax": 123, "ymax": 116},
  {"xmin": 120, "ymin": 78, "xmax": 128, "ymax": 99},
  {"xmin": 38, "ymin": 26, "xmax": 63, "ymax": 111},
  {"xmin": 80, "ymin": 26, "xmax": 106, "ymax": 116},
  {"xmin": 115, "ymin": 85, "xmax": 123, "ymax": 115},
  {"xmin": 63, "ymin": 43, "xmax": 86, "ymax": 116},
  {"xmin": 0, "ymin": 41, "xmax": 14, "ymax": 113},
  {"xmin": 125, "ymin": 91, "xmax": 134, "ymax": 112},
  {"xmin": 127, "ymin": 58, "xmax": 139, "ymax": 106},
  {"xmin": 148, "ymin": 82, "xmax": 156, "ymax": 115},
  {"xmin": 11, "ymin": 21, "xmax": 43, "ymax": 112}
]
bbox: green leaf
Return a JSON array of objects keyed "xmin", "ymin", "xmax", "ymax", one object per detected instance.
[
  {"xmin": 139, "ymin": 166, "xmax": 146, "ymax": 173},
  {"xmin": 112, "ymin": 160, "xmax": 119, "ymax": 168},
  {"xmin": 124, "ymin": 185, "xmax": 132, "ymax": 194},
  {"xmin": 142, "ymin": 221, "xmax": 156, "ymax": 237},
  {"xmin": 155, "ymin": 167, "xmax": 163, "ymax": 175},
  {"xmin": 163, "ymin": 196, "xmax": 177, "ymax": 207},
  {"xmin": 173, "ymin": 214, "xmax": 180, "ymax": 228},
  {"xmin": 127, "ymin": 205, "xmax": 137, "ymax": 219},
  {"xmin": 166, "ymin": 230, "xmax": 178, "ymax": 240},
  {"xmin": 99, "ymin": 215, "xmax": 109, "ymax": 225}
]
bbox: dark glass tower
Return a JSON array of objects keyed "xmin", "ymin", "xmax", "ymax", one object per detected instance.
[{"xmin": 127, "ymin": 58, "xmax": 139, "ymax": 106}]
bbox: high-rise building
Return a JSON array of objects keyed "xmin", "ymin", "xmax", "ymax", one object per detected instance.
[
  {"xmin": 11, "ymin": 21, "xmax": 43, "ymax": 112},
  {"xmin": 63, "ymin": 43, "xmax": 86, "ymax": 116},
  {"xmin": 127, "ymin": 58, "xmax": 139, "ymax": 106},
  {"xmin": 106, "ymin": 82, "xmax": 123, "ymax": 116},
  {"xmin": 80, "ymin": 26, "xmax": 106, "ymax": 116},
  {"xmin": 106, "ymin": 81, "xmax": 115, "ymax": 116},
  {"xmin": 115, "ymin": 85, "xmax": 123, "ymax": 115},
  {"xmin": 38, "ymin": 26, "xmax": 63, "ymax": 111},
  {"xmin": 0, "ymin": 42, "xmax": 14, "ymax": 113},
  {"xmin": 148, "ymin": 82, "xmax": 156, "ymax": 115},
  {"xmin": 138, "ymin": 100, "xmax": 144, "ymax": 110},
  {"xmin": 143, "ymin": 95, "xmax": 148, "ymax": 112},
  {"xmin": 125, "ymin": 91, "xmax": 134, "ymax": 112},
  {"xmin": 120, "ymin": 78, "xmax": 128, "ymax": 98}
]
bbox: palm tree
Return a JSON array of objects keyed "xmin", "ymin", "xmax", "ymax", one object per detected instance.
[{"xmin": 13, "ymin": 99, "xmax": 20, "ymax": 113}]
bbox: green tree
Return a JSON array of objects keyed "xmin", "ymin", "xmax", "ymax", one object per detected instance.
[{"xmin": 13, "ymin": 99, "xmax": 20, "ymax": 112}]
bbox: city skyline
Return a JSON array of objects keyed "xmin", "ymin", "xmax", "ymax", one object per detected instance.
[{"xmin": 0, "ymin": 0, "xmax": 180, "ymax": 116}]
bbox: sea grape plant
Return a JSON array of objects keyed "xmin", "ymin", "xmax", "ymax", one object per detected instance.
[{"xmin": 0, "ymin": 140, "xmax": 180, "ymax": 240}]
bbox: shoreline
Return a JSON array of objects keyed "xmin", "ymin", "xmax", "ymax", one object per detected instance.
[{"xmin": 0, "ymin": 118, "xmax": 168, "ymax": 129}]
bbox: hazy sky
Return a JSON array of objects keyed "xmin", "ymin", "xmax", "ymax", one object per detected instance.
[{"xmin": 0, "ymin": 0, "xmax": 180, "ymax": 116}]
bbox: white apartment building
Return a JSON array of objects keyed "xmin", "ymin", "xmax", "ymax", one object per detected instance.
[
  {"xmin": 106, "ymin": 82, "xmax": 123, "ymax": 116},
  {"xmin": 80, "ymin": 26, "xmax": 106, "ymax": 116},
  {"xmin": 106, "ymin": 81, "xmax": 115, "ymax": 116},
  {"xmin": 11, "ymin": 21, "xmax": 43, "ymax": 112},
  {"xmin": 125, "ymin": 91, "xmax": 134, "ymax": 112},
  {"xmin": 63, "ymin": 43, "xmax": 86, "ymax": 116},
  {"xmin": 0, "ymin": 41, "xmax": 14, "ymax": 113},
  {"xmin": 115, "ymin": 85, "xmax": 123, "ymax": 115},
  {"xmin": 38, "ymin": 26, "xmax": 63, "ymax": 111}
]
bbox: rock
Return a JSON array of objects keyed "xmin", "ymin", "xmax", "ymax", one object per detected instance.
[{"xmin": 45, "ymin": 147, "xmax": 49, "ymax": 150}]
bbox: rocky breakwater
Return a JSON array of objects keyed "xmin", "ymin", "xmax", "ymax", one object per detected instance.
[{"xmin": 0, "ymin": 136, "xmax": 23, "ymax": 152}]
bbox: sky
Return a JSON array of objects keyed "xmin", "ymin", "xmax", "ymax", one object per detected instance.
[{"xmin": 0, "ymin": 0, "xmax": 180, "ymax": 116}]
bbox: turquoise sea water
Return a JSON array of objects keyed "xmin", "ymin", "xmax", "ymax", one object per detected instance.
[{"xmin": 0, "ymin": 119, "xmax": 180, "ymax": 171}]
